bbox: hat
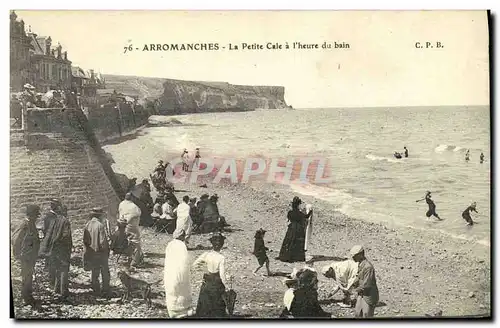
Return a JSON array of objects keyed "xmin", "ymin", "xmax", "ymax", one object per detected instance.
[
  {"xmin": 426, "ymin": 191, "xmax": 431, "ymax": 195},
  {"xmin": 26, "ymin": 204, "xmax": 41, "ymax": 216},
  {"xmin": 292, "ymin": 196, "xmax": 302, "ymax": 206},
  {"xmin": 189, "ymin": 197, "xmax": 197, "ymax": 202},
  {"xmin": 158, "ymin": 160, "xmax": 164, "ymax": 164},
  {"xmin": 349, "ymin": 245, "xmax": 364, "ymax": 257},
  {"xmin": 23, "ymin": 83, "xmax": 35, "ymax": 90},
  {"xmin": 209, "ymin": 232, "xmax": 226, "ymax": 244},
  {"xmin": 200, "ymin": 194, "xmax": 209, "ymax": 200},
  {"xmin": 296, "ymin": 268, "xmax": 318, "ymax": 288},
  {"xmin": 91, "ymin": 207, "xmax": 104, "ymax": 215},
  {"xmin": 255, "ymin": 228, "xmax": 267, "ymax": 238}
]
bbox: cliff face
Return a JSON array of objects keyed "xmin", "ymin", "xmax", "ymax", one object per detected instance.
[
  {"xmin": 102, "ymin": 74, "xmax": 289, "ymax": 114},
  {"xmin": 159, "ymin": 79, "xmax": 288, "ymax": 114}
]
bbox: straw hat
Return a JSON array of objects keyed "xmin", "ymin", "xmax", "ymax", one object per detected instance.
[{"xmin": 349, "ymin": 245, "xmax": 364, "ymax": 257}]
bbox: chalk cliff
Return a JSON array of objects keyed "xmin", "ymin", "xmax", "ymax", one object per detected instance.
[
  {"xmin": 158, "ymin": 79, "xmax": 288, "ymax": 114},
  {"xmin": 102, "ymin": 74, "xmax": 289, "ymax": 114}
]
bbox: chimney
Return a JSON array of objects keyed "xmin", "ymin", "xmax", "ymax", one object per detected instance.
[
  {"xmin": 46, "ymin": 36, "xmax": 52, "ymax": 55},
  {"xmin": 63, "ymin": 51, "xmax": 68, "ymax": 61},
  {"xmin": 90, "ymin": 69, "xmax": 95, "ymax": 80}
]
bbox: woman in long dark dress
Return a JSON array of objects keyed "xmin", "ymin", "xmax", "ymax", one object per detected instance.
[
  {"xmin": 193, "ymin": 233, "xmax": 229, "ymax": 318},
  {"xmin": 278, "ymin": 197, "xmax": 313, "ymax": 263}
]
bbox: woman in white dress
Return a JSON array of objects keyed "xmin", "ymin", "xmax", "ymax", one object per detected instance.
[
  {"xmin": 192, "ymin": 233, "xmax": 229, "ymax": 318},
  {"xmin": 164, "ymin": 229, "xmax": 193, "ymax": 318}
]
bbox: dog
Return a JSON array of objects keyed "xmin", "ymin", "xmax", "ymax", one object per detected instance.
[{"xmin": 117, "ymin": 270, "xmax": 162, "ymax": 307}]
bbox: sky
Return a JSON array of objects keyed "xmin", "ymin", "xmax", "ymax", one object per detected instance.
[{"xmin": 15, "ymin": 10, "xmax": 490, "ymax": 108}]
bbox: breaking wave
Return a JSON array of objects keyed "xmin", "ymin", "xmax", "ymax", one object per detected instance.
[
  {"xmin": 434, "ymin": 144, "xmax": 466, "ymax": 153},
  {"xmin": 366, "ymin": 154, "xmax": 404, "ymax": 164}
]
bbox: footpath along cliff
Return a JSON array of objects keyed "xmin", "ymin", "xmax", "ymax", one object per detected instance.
[{"xmin": 103, "ymin": 74, "xmax": 290, "ymax": 114}]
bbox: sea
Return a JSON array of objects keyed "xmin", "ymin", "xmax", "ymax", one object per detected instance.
[{"xmin": 124, "ymin": 106, "xmax": 491, "ymax": 247}]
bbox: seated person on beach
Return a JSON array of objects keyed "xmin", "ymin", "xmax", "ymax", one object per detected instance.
[
  {"xmin": 394, "ymin": 152, "xmax": 402, "ymax": 159},
  {"xmin": 321, "ymin": 259, "xmax": 359, "ymax": 307},
  {"xmin": 462, "ymin": 202, "xmax": 478, "ymax": 226},
  {"xmin": 151, "ymin": 196, "xmax": 169, "ymax": 233},
  {"xmin": 161, "ymin": 198, "xmax": 178, "ymax": 234},
  {"xmin": 280, "ymin": 267, "xmax": 331, "ymax": 318},
  {"xmin": 198, "ymin": 194, "xmax": 230, "ymax": 233}
]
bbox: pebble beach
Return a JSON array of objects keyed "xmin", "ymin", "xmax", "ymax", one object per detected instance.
[{"xmin": 11, "ymin": 124, "xmax": 491, "ymax": 319}]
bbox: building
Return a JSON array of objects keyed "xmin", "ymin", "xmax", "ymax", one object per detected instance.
[
  {"xmin": 71, "ymin": 67, "xmax": 106, "ymax": 97},
  {"xmin": 27, "ymin": 32, "xmax": 72, "ymax": 92},
  {"xmin": 10, "ymin": 11, "xmax": 33, "ymax": 92}
]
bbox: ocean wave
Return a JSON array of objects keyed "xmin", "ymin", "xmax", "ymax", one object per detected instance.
[
  {"xmin": 366, "ymin": 154, "xmax": 404, "ymax": 164},
  {"xmin": 289, "ymin": 181, "xmax": 368, "ymax": 207},
  {"xmin": 434, "ymin": 144, "xmax": 480, "ymax": 153}
]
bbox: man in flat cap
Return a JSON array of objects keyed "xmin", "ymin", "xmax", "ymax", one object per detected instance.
[
  {"xmin": 40, "ymin": 198, "xmax": 62, "ymax": 273},
  {"xmin": 42, "ymin": 199, "xmax": 62, "ymax": 237},
  {"xmin": 39, "ymin": 202, "xmax": 73, "ymax": 300},
  {"xmin": 350, "ymin": 245, "xmax": 379, "ymax": 318},
  {"xmin": 83, "ymin": 207, "xmax": 110, "ymax": 297},
  {"xmin": 12, "ymin": 204, "xmax": 41, "ymax": 305}
]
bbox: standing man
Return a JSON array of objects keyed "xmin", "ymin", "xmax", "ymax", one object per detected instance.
[
  {"xmin": 194, "ymin": 148, "xmax": 201, "ymax": 169},
  {"xmin": 350, "ymin": 245, "xmax": 379, "ymax": 318},
  {"xmin": 40, "ymin": 199, "xmax": 62, "ymax": 274},
  {"xmin": 403, "ymin": 146, "xmax": 409, "ymax": 158},
  {"xmin": 42, "ymin": 199, "xmax": 62, "ymax": 238},
  {"xmin": 83, "ymin": 208, "xmax": 110, "ymax": 297},
  {"xmin": 119, "ymin": 193, "xmax": 143, "ymax": 269},
  {"xmin": 173, "ymin": 196, "xmax": 193, "ymax": 244},
  {"xmin": 12, "ymin": 204, "xmax": 41, "ymax": 305},
  {"xmin": 182, "ymin": 149, "xmax": 189, "ymax": 172},
  {"xmin": 39, "ymin": 204, "xmax": 73, "ymax": 300}
]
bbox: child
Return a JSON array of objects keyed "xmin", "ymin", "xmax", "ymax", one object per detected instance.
[{"xmin": 252, "ymin": 228, "xmax": 271, "ymax": 276}]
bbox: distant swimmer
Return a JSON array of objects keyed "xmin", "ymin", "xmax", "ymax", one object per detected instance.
[
  {"xmin": 394, "ymin": 152, "xmax": 402, "ymax": 159},
  {"xmin": 480, "ymin": 153, "xmax": 485, "ymax": 163},
  {"xmin": 462, "ymin": 202, "xmax": 478, "ymax": 226},
  {"xmin": 465, "ymin": 149, "xmax": 470, "ymax": 162},
  {"xmin": 416, "ymin": 191, "xmax": 442, "ymax": 220},
  {"xmin": 404, "ymin": 147, "xmax": 408, "ymax": 158}
]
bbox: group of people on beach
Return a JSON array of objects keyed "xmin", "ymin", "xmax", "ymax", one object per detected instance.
[{"xmin": 12, "ymin": 158, "xmax": 380, "ymax": 319}]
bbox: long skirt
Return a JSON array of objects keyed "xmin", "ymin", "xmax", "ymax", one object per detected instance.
[
  {"xmin": 195, "ymin": 273, "xmax": 227, "ymax": 318},
  {"xmin": 278, "ymin": 222, "xmax": 306, "ymax": 263}
]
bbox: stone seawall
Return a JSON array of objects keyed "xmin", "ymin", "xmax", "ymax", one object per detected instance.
[
  {"xmin": 85, "ymin": 102, "xmax": 150, "ymax": 144},
  {"xmin": 10, "ymin": 108, "xmax": 123, "ymax": 231}
]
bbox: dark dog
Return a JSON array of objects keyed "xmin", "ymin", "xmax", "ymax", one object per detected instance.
[{"xmin": 118, "ymin": 270, "xmax": 162, "ymax": 307}]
